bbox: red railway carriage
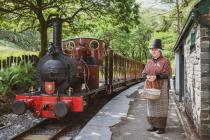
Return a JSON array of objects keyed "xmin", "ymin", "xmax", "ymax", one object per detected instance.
[{"xmin": 12, "ymin": 18, "xmax": 144, "ymax": 119}]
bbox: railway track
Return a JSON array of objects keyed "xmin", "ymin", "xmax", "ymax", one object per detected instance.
[{"xmin": 10, "ymin": 115, "xmax": 81, "ymax": 140}]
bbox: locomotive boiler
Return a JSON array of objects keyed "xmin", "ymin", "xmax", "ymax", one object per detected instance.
[{"xmin": 12, "ymin": 18, "xmax": 144, "ymax": 119}]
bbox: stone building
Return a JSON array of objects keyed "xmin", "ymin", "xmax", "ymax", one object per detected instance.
[{"xmin": 174, "ymin": 0, "xmax": 210, "ymax": 139}]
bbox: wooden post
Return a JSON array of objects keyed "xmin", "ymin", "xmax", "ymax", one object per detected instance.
[
  {"xmin": 14, "ymin": 57, "xmax": 17, "ymax": 65},
  {"xmin": 18, "ymin": 56, "xmax": 21, "ymax": 64},
  {"xmin": 10, "ymin": 56, "xmax": 14, "ymax": 66},
  {"xmin": 109, "ymin": 50, "xmax": 113, "ymax": 85},
  {"xmin": 0, "ymin": 60, "xmax": 1, "ymax": 70},
  {"xmin": 3, "ymin": 60, "xmax": 6, "ymax": 69},
  {"xmin": 124, "ymin": 58, "xmax": 126, "ymax": 81},
  {"xmin": 105, "ymin": 49, "xmax": 108, "ymax": 85}
]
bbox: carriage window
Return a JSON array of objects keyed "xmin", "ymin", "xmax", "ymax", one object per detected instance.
[{"xmin": 90, "ymin": 40, "xmax": 99, "ymax": 49}]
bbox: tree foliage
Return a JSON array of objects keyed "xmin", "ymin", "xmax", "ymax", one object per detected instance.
[
  {"xmin": 108, "ymin": 23, "xmax": 152, "ymax": 63},
  {"xmin": 0, "ymin": 0, "xmax": 141, "ymax": 57},
  {"xmin": 138, "ymin": 0, "xmax": 199, "ymax": 62},
  {"xmin": 62, "ymin": 2, "xmax": 151, "ymax": 63}
]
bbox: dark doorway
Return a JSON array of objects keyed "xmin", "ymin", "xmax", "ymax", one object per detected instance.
[{"xmin": 179, "ymin": 46, "xmax": 184, "ymax": 102}]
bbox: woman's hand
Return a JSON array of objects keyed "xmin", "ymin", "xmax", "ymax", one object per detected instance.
[{"xmin": 147, "ymin": 75, "xmax": 156, "ymax": 82}]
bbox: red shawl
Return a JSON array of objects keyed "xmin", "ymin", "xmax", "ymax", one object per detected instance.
[{"xmin": 142, "ymin": 56, "xmax": 172, "ymax": 89}]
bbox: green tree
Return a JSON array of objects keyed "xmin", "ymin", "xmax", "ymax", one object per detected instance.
[
  {"xmin": 0, "ymin": 0, "xmax": 107, "ymax": 56},
  {"xmin": 61, "ymin": 0, "xmax": 148, "ymax": 62},
  {"xmin": 112, "ymin": 0, "xmax": 140, "ymax": 33},
  {"xmin": 0, "ymin": 0, "xmax": 140, "ymax": 57}
]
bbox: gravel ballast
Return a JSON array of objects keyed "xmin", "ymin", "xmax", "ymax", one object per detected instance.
[{"xmin": 0, "ymin": 111, "xmax": 42, "ymax": 140}]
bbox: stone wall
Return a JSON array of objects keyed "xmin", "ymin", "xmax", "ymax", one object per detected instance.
[
  {"xmin": 183, "ymin": 24, "xmax": 210, "ymax": 138},
  {"xmin": 200, "ymin": 26, "xmax": 210, "ymax": 139}
]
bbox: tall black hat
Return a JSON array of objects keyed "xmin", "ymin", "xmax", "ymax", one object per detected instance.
[{"xmin": 150, "ymin": 39, "xmax": 163, "ymax": 50}]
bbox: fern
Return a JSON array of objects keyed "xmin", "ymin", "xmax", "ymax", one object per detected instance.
[{"xmin": 0, "ymin": 62, "xmax": 37, "ymax": 95}]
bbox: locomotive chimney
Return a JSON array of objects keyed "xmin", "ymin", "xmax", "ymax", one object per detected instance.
[{"xmin": 52, "ymin": 18, "xmax": 63, "ymax": 53}]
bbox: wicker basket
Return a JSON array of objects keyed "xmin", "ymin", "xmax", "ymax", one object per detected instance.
[
  {"xmin": 138, "ymin": 81, "xmax": 161, "ymax": 100},
  {"xmin": 139, "ymin": 88, "xmax": 160, "ymax": 100}
]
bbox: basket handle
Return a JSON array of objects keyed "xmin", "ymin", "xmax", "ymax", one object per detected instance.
[{"xmin": 145, "ymin": 77, "xmax": 155, "ymax": 89}]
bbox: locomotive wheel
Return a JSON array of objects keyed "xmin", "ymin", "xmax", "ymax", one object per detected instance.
[
  {"xmin": 12, "ymin": 101, "xmax": 27, "ymax": 115},
  {"xmin": 53, "ymin": 102, "xmax": 68, "ymax": 118}
]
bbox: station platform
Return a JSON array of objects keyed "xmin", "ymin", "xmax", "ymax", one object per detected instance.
[{"xmin": 75, "ymin": 82, "xmax": 187, "ymax": 140}]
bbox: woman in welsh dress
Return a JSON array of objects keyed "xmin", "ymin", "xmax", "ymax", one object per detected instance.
[{"xmin": 141, "ymin": 39, "xmax": 172, "ymax": 134}]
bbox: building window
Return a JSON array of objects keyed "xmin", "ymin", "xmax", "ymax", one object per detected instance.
[{"xmin": 190, "ymin": 32, "xmax": 196, "ymax": 53}]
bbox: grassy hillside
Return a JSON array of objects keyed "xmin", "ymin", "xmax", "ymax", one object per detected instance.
[{"xmin": 0, "ymin": 40, "xmax": 38, "ymax": 60}]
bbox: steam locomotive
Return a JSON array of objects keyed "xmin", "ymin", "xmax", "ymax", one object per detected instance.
[{"xmin": 12, "ymin": 18, "xmax": 144, "ymax": 119}]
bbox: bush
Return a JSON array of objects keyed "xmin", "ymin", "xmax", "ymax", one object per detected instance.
[{"xmin": 0, "ymin": 62, "xmax": 37, "ymax": 95}]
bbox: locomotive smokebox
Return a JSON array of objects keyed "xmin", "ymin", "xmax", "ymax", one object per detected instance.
[{"xmin": 52, "ymin": 18, "xmax": 62, "ymax": 53}]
